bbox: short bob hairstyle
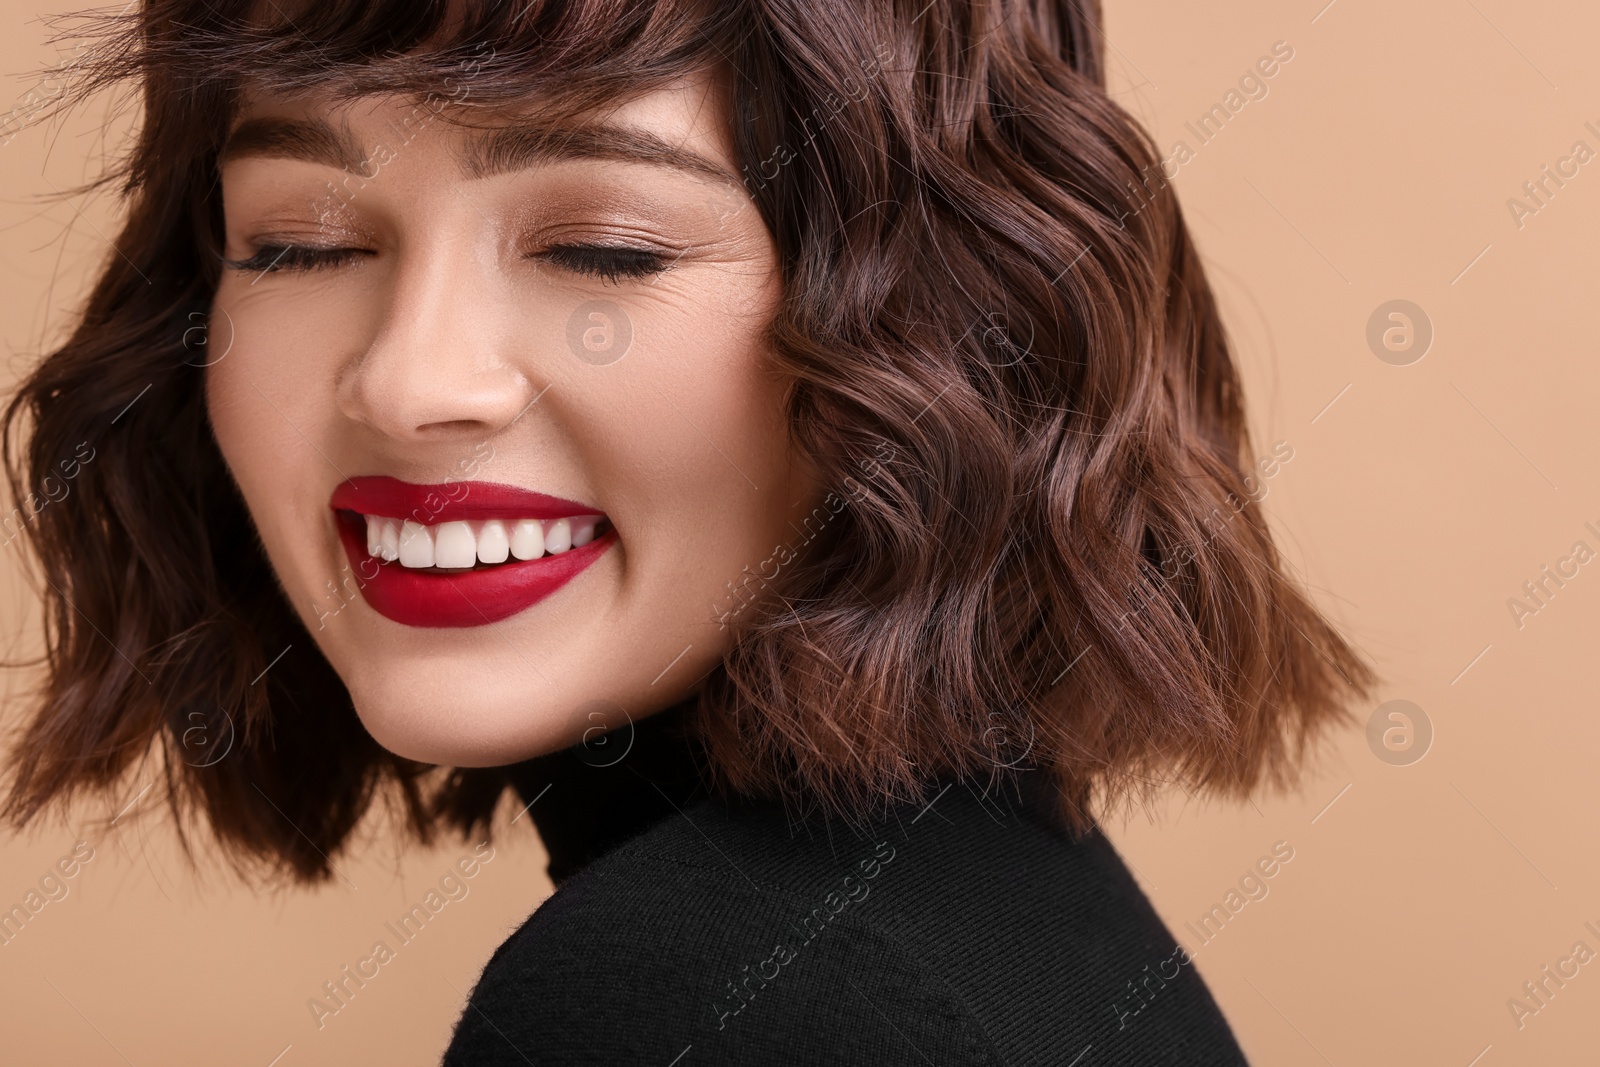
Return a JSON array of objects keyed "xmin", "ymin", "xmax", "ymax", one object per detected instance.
[{"xmin": 4, "ymin": 0, "xmax": 1374, "ymax": 882}]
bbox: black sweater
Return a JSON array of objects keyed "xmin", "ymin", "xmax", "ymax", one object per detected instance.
[{"xmin": 442, "ymin": 706, "xmax": 1248, "ymax": 1065}]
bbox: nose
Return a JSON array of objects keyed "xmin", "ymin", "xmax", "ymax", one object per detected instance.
[{"xmin": 336, "ymin": 239, "xmax": 537, "ymax": 443}]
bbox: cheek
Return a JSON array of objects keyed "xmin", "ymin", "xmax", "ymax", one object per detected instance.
[
  {"xmin": 204, "ymin": 336, "xmax": 262, "ymax": 479},
  {"xmin": 536, "ymin": 285, "xmax": 815, "ymax": 708},
  {"xmin": 577, "ymin": 289, "xmax": 808, "ymax": 584},
  {"xmin": 203, "ymin": 289, "xmax": 350, "ymax": 585}
]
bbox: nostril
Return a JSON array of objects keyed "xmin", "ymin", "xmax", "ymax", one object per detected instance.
[{"xmin": 419, "ymin": 419, "xmax": 494, "ymax": 436}]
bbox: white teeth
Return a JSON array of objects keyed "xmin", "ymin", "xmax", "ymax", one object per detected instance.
[
  {"xmin": 360, "ymin": 514, "xmax": 602, "ymax": 568},
  {"xmin": 545, "ymin": 518, "xmax": 572, "ymax": 554},
  {"xmin": 510, "ymin": 519, "xmax": 544, "ymax": 560},
  {"xmin": 477, "ymin": 520, "xmax": 510, "ymax": 564},
  {"xmin": 379, "ymin": 518, "xmax": 399, "ymax": 561},
  {"xmin": 397, "ymin": 519, "xmax": 435, "ymax": 568},
  {"xmin": 434, "ymin": 520, "xmax": 477, "ymax": 568}
]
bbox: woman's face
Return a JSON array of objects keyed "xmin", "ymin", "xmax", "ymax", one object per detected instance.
[{"xmin": 208, "ymin": 75, "xmax": 817, "ymax": 766}]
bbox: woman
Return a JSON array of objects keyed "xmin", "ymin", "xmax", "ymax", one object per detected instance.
[{"xmin": 2, "ymin": 0, "xmax": 1373, "ymax": 1062}]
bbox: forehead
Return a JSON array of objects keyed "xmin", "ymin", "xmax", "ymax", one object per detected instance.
[{"xmin": 221, "ymin": 73, "xmax": 742, "ymax": 187}]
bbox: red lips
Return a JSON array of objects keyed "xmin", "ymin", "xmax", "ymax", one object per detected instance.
[
  {"xmin": 329, "ymin": 476, "xmax": 614, "ymax": 628},
  {"xmin": 330, "ymin": 476, "xmax": 598, "ymax": 523}
]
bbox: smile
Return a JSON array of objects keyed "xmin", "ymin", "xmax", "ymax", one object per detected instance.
[
  {"xmin": 360, "ymin": 515, "xmax": 604, "ymax": 570},
  {"xmin": 329, "ymin": 476, "xmax": 615, "ymax": 628}
]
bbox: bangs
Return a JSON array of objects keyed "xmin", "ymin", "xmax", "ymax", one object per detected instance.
[{"xmin": 50, "ymin": 0, "xmax": 740, "ymax": 166}]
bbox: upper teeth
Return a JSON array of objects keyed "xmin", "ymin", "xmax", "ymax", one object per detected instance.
[{"xmin": 364, "ymin": 515, "xmax": 599, "ymax": 568}]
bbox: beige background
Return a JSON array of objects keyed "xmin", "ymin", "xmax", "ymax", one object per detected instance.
[{"xmin": 3, "ymin": 1, "xmax": 1597, "ymax": 1063}]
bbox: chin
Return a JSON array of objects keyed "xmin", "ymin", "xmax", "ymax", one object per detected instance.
[
  {"xmin": 340, "ymin": 660, "xmax": 585, "ymax": 767},
  {"xmin": 351, "ymin": 692, "xmax": 562, "ymax": 767}
]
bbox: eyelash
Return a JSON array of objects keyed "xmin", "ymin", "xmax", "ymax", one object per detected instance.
[
  {"xmin": 540, "ymin": 244, "xmax": 670, "ymax": 283},
  {"xmin": 224, "ymin": 245, "xmax": 369, "ymax": 274},
  {"xmin": 223, "ymin": 243, "xmax": 671, "ymax": 283}
]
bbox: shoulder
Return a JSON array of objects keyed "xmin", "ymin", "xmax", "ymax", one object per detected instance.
[
  {"xmin": 443, "ymin": 807, "xmax": 1000, "ymax": 1065},
  {"xmin": 444, "ymin": 777, "xmax": 1246, "ymax": 1066}
]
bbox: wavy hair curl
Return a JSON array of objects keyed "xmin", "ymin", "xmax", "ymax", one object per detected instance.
[{"xmin": 2, "ymin": 0, "xmax": 1375, "ymax": 880}]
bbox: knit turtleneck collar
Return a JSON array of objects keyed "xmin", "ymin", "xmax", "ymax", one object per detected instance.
[{"xmin": 501, "ymin": 700, "xmax": 712, "ymax": 886}]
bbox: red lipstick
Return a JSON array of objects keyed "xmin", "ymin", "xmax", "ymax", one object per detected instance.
[
  {"xmin": 331, "ymin": 475, "xmax": 597, "ymax": 524},
  {"xmin": 329, "ymin": 477, "xmax": 614, "ymax": 628}
]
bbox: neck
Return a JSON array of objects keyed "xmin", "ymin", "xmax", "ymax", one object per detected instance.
[{"xmin": 504, "ymin": 700, "xmax": 710, "ymax": 885}]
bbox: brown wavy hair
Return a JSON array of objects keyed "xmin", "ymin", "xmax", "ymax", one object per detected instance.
[{"xmin": 2, "ymin": 0, "xmax": 1375, "ymax": 881}]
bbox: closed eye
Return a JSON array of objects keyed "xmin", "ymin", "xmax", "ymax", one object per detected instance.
[
  {"xmin": 222, "ymin": 242, "xmax": 676, "ymax": 283},
  {"xmin": 538, "ymin": 244, "xmax": 672, "ymax": 284},
  {"xmin": 224, "ymin": 245, "xmax": 371, "ymax": 273}
]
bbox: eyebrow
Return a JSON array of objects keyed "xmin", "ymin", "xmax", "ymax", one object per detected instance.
[
  {"xmin": 220, "ymin": 116, "xmax": 370, "ymax": 174},
  {"xmin": 219, "ymin": 114, "xmax": 741, "ymax": 188}
]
